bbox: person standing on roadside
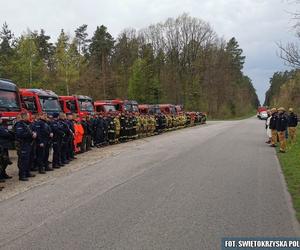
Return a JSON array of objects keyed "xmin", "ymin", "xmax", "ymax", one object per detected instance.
[
  {"xmin": 276, "ymin": 107, "xmax": 288, "ymax": 153},
  {"xmin": 269, "ymin": 108, "xmax": 278, "ymax": 147},
  {"xmin": 0, "ymin": 114, "xmax": 14, "ymax": 182},
  {"xmin": 287, "ymin": 108, "xmax": 298, "ymax": 144},
  {"xmin": 15, "ymin": 112, "xmax": 37, "ymax": 181},
  {"xmin": 265, "ymin": 110, "xmax": 272, "ymax": 144}
]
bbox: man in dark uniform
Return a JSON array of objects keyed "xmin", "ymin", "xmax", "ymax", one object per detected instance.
[
  {"xmin": 85, "ymin": 115, "xmax": 93, "ymax": 151},
  {"xmin": 58, "ymin": 112, "xmax": 70, "ymax": 165},
  {"xmin": 288, "ymin": 108, "xmax": 298, "ymax": 143},
  {"xmin": 269, "ymin": 108, "xmax": 278, "ymax": 147},
  {"xmin": 119, "ymin": 112, "xmax": 126, "ymax": 142},
  {"xmin": 32, "ymin": 113, "xmax": 53, "ymax": 174},
  {"xmin": 103, "ymin": 114, "xmax": 109, "ymax": 146},
  {"xmin": 28, "ymin": 113, "xmax": 38, "ymax": 172},
  {"xmin": 50, "ymin": 113, "xmax": 65, "ymax": 168},
  {"xmin": 127, "ymin": 113, "xmax": 133, "ymax": 140},
  {"xmin": 0, "ymin": 114, "xmax": 14, "ymax": 182},
  {"xmin": 276, "ymin": 107, "xmax": 288, "ymax": 153},
  {"xmin": 80, "ymin": 116, "xmax": 88, "ymax": 153},
  {"xmin": 15, "ymin": 112, "xmax": 37, "ymax": 181},
  {"xmin": 94, "ymin": 113, "xmax": 105, "ymax": 147},
  {"xmin": 66, "ymin": 113, "xmax": 76, "ymax": 160}
]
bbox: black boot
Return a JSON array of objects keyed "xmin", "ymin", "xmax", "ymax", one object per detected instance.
[{"xmin": 19, "ymin": 177, "xmax": 29, "ymax": 181}]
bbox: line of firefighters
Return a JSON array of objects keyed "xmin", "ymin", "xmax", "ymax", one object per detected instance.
[
  {"xmin": 0, "ymin": 111, "xmax": 206, "ymax": 188},
  {"xmin": 265, "ymin": 107, "xmax": 298, "ymax": 153}
]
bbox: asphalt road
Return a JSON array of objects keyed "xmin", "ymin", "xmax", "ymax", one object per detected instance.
[{"xmin": 0, "ymin": 118, "xmax": 299, "ymax": 250}]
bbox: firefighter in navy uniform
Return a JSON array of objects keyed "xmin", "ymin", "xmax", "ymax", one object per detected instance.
[
  {"xmin": 0, "ymin": 114, "xmax": 14, "ymax": 182},
  {"xmin": 58, "ymin": 113, "xmax": 70, "ymax": 165},
  {"xmin": 32, "ymin": 113, "xmax": 53, "ymax": 173},
  {"xmin": 15, "ymin": 112, "xmax": 37, "ymax": 181},
  {"xmin": 85, "ymin": 115, "xmax": 93, "ymax": 150},
  {"xmin": 50, "ymin": 113, "xmax": 65, "ymax": 168},
  {"xmin": 66, "ymin": 113, "xmax": 76, "ymax": 160},
  {"xmin": 269, "ymin": 108, "xmax": 278, "ymax": 147}
]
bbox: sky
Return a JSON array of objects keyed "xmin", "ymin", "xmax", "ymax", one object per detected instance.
[{"xmin": 0, "ymin": 0, "xmax": 298, "ymax": 104}]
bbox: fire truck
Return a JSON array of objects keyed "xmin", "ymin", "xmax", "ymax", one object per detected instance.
[
  {"xmin": 0, "ymin": 79, "xmax": 22, "ymax": 130},
  {"xmin": 20, "ymin": 88, "xmax": 61, "ymax": 115},
  {"xmin": 159, "ymin": 104, "xmax": 177, "ymax": 115},
  {"xmin": 59, "ymin": 95, "xmax": 94, "ymax": 117},
  {"xmin": 111, "ymin": 99, "xmax": 139, "ymax": 113},
  {"xmin": 94, "ymin": 100, "xmax": 117, "ymax": 114},
  {"xmin": 138, "ymin": 104, "xmax": 150, "ymax": 115}
]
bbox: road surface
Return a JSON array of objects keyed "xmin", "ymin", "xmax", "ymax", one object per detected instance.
[{"xmin": 0, "ymin": 118, "xmax": 299, "ymax": 250}]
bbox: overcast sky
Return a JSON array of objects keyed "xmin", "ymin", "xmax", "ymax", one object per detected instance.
[{"xmin": 0, "ymin": 0, "xmax": 298, "ymax": 103}]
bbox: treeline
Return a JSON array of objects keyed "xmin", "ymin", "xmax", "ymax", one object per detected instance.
[
  {"xmin": 0, "ymin": 14, "xmax": 259, "ymax": 118},
  {"xmin": 264, "ymin": 70, "xmax": 300, "ymax": 113}
]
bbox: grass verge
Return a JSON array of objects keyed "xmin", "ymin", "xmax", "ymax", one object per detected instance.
[{"xmin": 277, "ymin": 126, "xmax": 300, "ymax": 220}]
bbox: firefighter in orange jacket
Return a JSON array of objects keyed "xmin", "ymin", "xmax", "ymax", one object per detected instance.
[{"xmin": 74, "ymin": 118, "xmax": 84, "ymax": 153}]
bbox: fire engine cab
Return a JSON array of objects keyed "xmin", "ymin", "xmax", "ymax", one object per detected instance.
[
  {"xmin": 112, "ymin": 99, "xmax": 139, "ymax": 113},
  {"xmin": 20, "ymin": 88, "xmax": 61, "ymax": 115},
  {"xmin": 94, "ymin": 100, "xmax": 116, "ymax": 114},
  {"xmin": 0, "ymin": 79, "xmax": 22, "ymax": 130},
  {"xmin": 59, "ymin": 95, "xmax": 94, "ymax": 117}
]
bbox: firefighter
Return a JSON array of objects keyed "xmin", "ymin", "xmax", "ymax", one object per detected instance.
[
  {"xmin": 66, "ymin": 113, "xmax": 76, "ymax": 160},
  {"xmin": 74, "ymin": 117, "xmax": 84, "ymax": 153},
  {"xmin": 119, "ymin": 112, "xmax": 127, "ymax": 142},
  {"xmin": 50, "ymin": 113, "xmax": 65, "ymax": 168},
  {"xmin": 140, "ymin": 115, "xmax": 146, "ymax": 137},
  {"xmin": 0, "ymin": 114, "xmax": 14, "ymax": 182},
  {"xmin": 29, "ymin": 113, "xmax": 38, "ymax": 172},
  {"xmin": 131, "ymin": 114, "xmax": 138, "ymax": 139},
  {"xmin": 103, "ymin": 114, "xmax": 109, "ymax": 146},
  {"xmin": 276, "ymin": 107, "xmax": 288, "ymax": 153},
  {"xmin": 32, "ymin": 112, "xmax": 53, "ymax": 173},
  {"xmin": 150, "ymin": 115, "xmax": 156, "ymax": 135},
  {"xmin": 85, "ymin": 115, "xmax": 93, "ymax": 150},
  {"xmin": 58, "ymin": 112, "xmax": 70, "ymax": 165},
  {"xmin": 114, "ymin": 114, "xmax": 121, "ymax": 142},
  {"xmin": 93, "ymin": 113, "xmax": 105, "ymax": 147},
  {"xmin": 269, "ymin": 108, "xmax": 278, "ymax": 147},
  {"xmin": 288, "ymin": 108, "xmax": 298, "ymax": 143},
  {"xmin": 107, "ymin": 113, "xmax": 116, "ymax": 144},
  {"xmin": 15, "ymin": 112, "xmax": 37, "ymax": 181},
  {"xmin": 80, "ymin": 116, "xmax": 88, "ymax": 153},
  {"xmin": 45, "ymin": 114, "xmax": 53, "ymax": 170}
]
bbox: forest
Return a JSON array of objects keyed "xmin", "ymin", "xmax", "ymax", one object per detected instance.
[
  {"xmin": 0, "ymin": 14, "xmax": 259, "ymax": 118},
  {"xmin": 264, "ymin": 70, "xmax": 300, "ymax": 113}
]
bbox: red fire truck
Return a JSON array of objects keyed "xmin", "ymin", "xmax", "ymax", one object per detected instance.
[
  {"xmin": 159, "ymin": 104, "xmax": 177, "ymax": 115},
  {"xmin": 94, "ymin": 100, "xmax": 117, "ymax": 114},
  {"xmin": 111, "ymin": 99, "xmax": 139, "ymax": 113},
  {"xmin": 138, "ymin": 104, "xmax": 150, "ymax": 115},
  {"xmin": 59, "ymin": 95, "xmax": 94, "ymax": 117},
  {"xmin": 20, "ymin": 88, "xmax": 61, "ymax": 115},
  {"xmin": 0, "ymin": 79, "xmax": 22, "ymax": 130}
]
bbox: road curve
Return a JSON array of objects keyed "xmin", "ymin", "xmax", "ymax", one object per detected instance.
[{"xmin": 0, "ymin": 117, "xmax": 299, "ymax": 250}]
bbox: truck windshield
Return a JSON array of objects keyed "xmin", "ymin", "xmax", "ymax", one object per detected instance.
[
  {"xmin": 79, "ymin": 99, "xmax": 94, "ymax": 112},
  {"xmin": 0, "ymin": 89, "xmax": 20, "ymax": 111},
  {"xmin": 40, "ymin": 96, "xmax": 61, "ymax": 112},
  {"xmin": 104, "ymin": 105, "xmax": 116, "ymax": 112},
  {"xmin": 125, "ymin": 104, "xmax": 139, "ymax": 112}
]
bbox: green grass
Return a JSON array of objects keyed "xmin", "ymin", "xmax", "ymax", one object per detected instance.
[{"xmin": 277, "ymin": 127, "xmax": 300, "ymax": 220}]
